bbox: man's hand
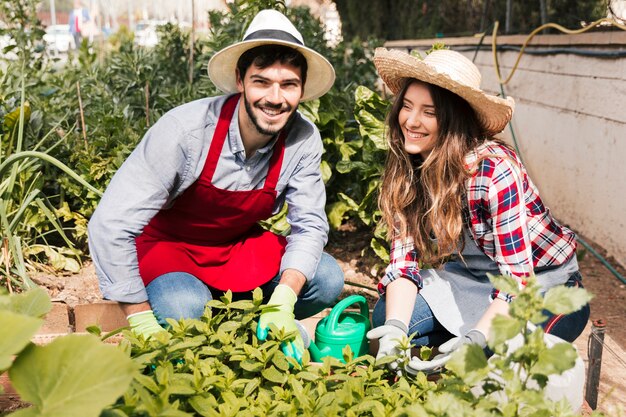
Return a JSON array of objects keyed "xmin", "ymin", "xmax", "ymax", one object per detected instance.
[
  {"xmin": 257, "ymin": 284, "xmax": 304, "ymax": 363},
  {"xmin": 366, "ymin": 319, "xmax": 410, "ymax": 375},
  {"xmin": 126, "ymin": 310, "xmax": 164, "ymax": 339},
  {"xmin": 406, "ymin": 329, "xmax": 486, "ymax": 374}
]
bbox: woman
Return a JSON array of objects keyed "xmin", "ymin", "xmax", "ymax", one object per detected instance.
[{"xmin": 366, "ymin": 47, "xmax": 590, "ymax": 373}]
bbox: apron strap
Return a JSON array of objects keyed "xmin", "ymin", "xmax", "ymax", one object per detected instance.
[
  {"xmin": 204, "ymin": 93, "xmax": 287, "ymax": 191},
  {"xmin": 205, "ymin": 94, "xmax": 240, "ymax": 181}
]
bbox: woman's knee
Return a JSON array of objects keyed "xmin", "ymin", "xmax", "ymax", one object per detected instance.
[
  {"xmin": 371, "ymin": 299, "xmax": 386, "ymax": 327},
  {"xmin": 542, "ymin": 273, "xmax": 590, "ymax": 342},
  {"xmin": 543, "ymin": 302, "xmax": 590, "ymax": 342}
]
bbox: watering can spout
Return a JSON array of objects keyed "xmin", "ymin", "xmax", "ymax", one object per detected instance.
[
  {"xmin": 308, "ymin": 340, "xmax": 324, "ymax": 361},
  {"xmin": 296, "ymin": 321, "xmax": 328, "ymax": 362}
]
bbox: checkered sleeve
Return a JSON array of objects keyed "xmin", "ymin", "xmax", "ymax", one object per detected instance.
[
  {"xmin": 484, "ymin": 157, "xmax": 533, "ymax": 302},
  {"xmin": 378, "ymin": 234, "xmax": 422, "ymax": 295}
]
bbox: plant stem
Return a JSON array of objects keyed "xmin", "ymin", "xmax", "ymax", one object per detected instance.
[
  {"xmin": 0, "ymin": 151, "xmax": 102, "ymax": 197},
  {"xmin": 2, "ymin": 238, "xmax": 14, "ymax": 294},
  {"xmin": 76, "ymin": 81, "xmax": 88, "ymax": 147},
  {"xmin": 144, "ymin": 81, "xmax": 150, "ymax": 127}
]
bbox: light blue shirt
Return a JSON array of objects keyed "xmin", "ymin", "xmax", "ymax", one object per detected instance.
[{"xmin": 88, "ymin": 95, "xmax": 329, "ymax": 303}]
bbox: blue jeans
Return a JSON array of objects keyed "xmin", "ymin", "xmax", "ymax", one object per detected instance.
[
  {"xmin": 146, "ymin": 252, "xmax": 344, "ymax": 326},
  {"xmin": 371, "ymin": 272, "xmax": 590, "ymax": 347}
]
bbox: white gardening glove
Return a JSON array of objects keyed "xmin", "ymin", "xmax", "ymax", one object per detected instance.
[
  {"xmin": 406, "ymin": 329, "xmax": 486, "ymax": 374},
  {"xmin": 366, "ymin": 319, "xmax": 410, "ymax": 375}
]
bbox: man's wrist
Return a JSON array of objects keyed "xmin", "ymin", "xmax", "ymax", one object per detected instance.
[
  {"xmin": 120, "ymin": 301, "xmax": 152, "ymax": 317},
  {"xmin": 268, "ymin": 284, "xmax": 297, "ymax": 311},
  {"xmin": 278, "ymin": 269, "xmax": 306, "ymax": 295}
]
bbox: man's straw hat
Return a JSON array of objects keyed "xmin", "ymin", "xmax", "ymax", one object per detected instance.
[
  {"xmin": 208, "ymin": 9, "xmax": 335, "ymax": 101},
  {"xmin": 374, "ymin": 47, "xmax": 515, "ymax": 135}
]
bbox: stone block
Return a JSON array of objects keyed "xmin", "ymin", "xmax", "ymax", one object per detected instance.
[
  {"xmin": 74, "ymin": 301, "xmax": 128, "ymax": 333},
  {"xmin": 38, "ymin": 302, "xmax": 71, "ymax": 334}
]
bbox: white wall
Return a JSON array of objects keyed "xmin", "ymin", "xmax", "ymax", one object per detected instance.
[{"xmin": 386, "ymin": 32, "xmax": 626, "ymax": 267}]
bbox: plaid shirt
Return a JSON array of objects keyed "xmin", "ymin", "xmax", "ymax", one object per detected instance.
[{"xmin": 379, "ymin": 141, "xmax": 577, "ymax": 302}]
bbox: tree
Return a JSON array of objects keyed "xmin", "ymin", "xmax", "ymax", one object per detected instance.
[{"xmin": 335, "ymin": 0, "xmax": 607, "ymax": 41}]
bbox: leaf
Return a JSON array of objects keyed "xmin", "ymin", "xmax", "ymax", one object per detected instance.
[
  {"xmin": 338, "ymin": 142, "xmax": 359, "ymax": 161},
  {"xmin": 295, "ymin": 371, "xmax": 320, "ymax": 382},
  {"xmin": 320, "ymin": 160, "xmax": 332, "ymax": 183},
  {"xmin": 543, "ymin": 286, "xmax": 592, "ymax": 315},
  {"xmin": 169, "ymin": 373, "xmax": 196, "ymax": 395},
  {"xmin": 134, "ymin": 374, "xmax": 160, "ymax": 394},
  {"xmin": 216, "ymin": 321, "xmax": 241, "ymax": 334},
  {"xmin": 298, "ymin": 99, "xmax": 320, "ymax": 124},
  {"xmin": 189, "ymin": 395, "xmax": 219, "ymax": 416},
  {"xmin": 0, "ymin": 287, "xmax": 51, "ymax": 317},
  {"xmin": 261, "ymin": 365, "xmax": 287, "ymax": 384},
  {"xmin": 489, "ymin": 315, "xmax": 524, "ymax": 347},
  {"xmin": 370, "ymin": 238, "xmax": 389, "ymax": 264},
  {"xmin": 350, "ymin": 400, "xmax": 385, "ymax": 414},
  {"xmin": 3, "ymin": 102, "xmax": 31, "ymax": 132},
  {"xmin": 357, "ymin": 109, "xmax": 386, "ymax": 149},
  {"xmin": 240, "ymin": 359, "xmax": 264, "ymax": 373},
  {"xmin": 487, "ymin": 273, "xmax": 521, "ymax": 297},
  {"xmin": 244, "ymin": 378, "xmax": 260, "ymax": 397},
  {"xmin": 530, "ymin": 342, "xmax": 578, "ymax": 376},
  {"xmin": 419, "ymin": 346, "xmax": 433, "ymax": 361},
  {"xmin": 0, "ymin": 311, "xmax": 42, "ymax": 370},
  {"xmin": 446, "ymin": 344, "xmax": 489, "ymax": 385},
  {"xmin": 327, "ymin": 201, "xmax": 353, "ymax": 229},
  {"xmin": 9, "ymin": 334, "xmax": 135, "ymax": 417},
  {"xmin": 271, "ymin": 351, "xmax": 290, "ymax": 371}
]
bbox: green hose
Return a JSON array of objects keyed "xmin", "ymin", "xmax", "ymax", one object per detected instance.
[
  {"xmin": 469, "ymin": 25, "xmax": 626, "ymax": 287},
  {"xmin": 577, "ymin": 237, "xmax": 626, "ymax": 286}
]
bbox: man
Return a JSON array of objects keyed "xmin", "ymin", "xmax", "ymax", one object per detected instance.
[{"xmin": 88, "ymin": 9, "xmax": 344, "ymax": 362}]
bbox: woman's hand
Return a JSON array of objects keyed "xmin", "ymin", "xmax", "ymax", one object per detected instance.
[{"xmin": 367, "ymin": 319, "xmax": 410, "ymax": 375}]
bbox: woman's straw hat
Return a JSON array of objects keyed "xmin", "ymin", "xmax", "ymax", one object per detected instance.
[
  {"xmin": 374, "ymin": 47, "xmax": 515, "ymax": 135},
  {"xmin": 208, "ymin": 9, "xmax": 335, "ymax": 101}
]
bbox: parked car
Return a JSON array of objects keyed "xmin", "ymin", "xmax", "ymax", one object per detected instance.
[
  {"xmin": 43, "ymin": 24, "xmax": 75, "ymax": 53},
  {"xmin": 134, "ymin": 20, "xmax": 166, "ymax": 48}
]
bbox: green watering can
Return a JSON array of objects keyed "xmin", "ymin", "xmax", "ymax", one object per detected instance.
[{"xmin": 308, "ymin": 295, "xmax": 371, "ymax": 362}]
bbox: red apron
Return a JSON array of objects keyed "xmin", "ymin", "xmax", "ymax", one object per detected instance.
[{"xmin": 135, "ymin": 94, "xmax": 287, "ymax": 291}]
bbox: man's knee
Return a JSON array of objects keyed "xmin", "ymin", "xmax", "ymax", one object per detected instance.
[
  {"xmin": 152, "ymin": 292, "xmax": 209, "ymax": 323},
  {"xmin": 147, "ymin": 272, "xmax": 213, "ymax": 324},
  {"xmin": 314, "ymin": 252, "xmax": 345, "ymax": 302}
]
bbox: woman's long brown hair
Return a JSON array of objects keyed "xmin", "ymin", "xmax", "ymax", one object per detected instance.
[{"xmin": 379, "ymin": 79, "xmax": 486, "ymax": 265}]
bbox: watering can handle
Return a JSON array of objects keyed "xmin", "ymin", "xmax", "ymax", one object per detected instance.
[{"xmin": 327, "ymin": 295, "xmax": 369, "ymax": 334}]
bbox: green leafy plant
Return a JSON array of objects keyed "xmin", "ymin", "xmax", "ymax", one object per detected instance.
[
  {"xmin": 0, "ymin": 71, "xmax": 102, "ymax": 290},
  {"xmin": 0, "ymin": 287, "xmax": 135, "ymax": 417},
  {"xmin": 98, "ymin": 281, "xmax": 602, "ymax": 416},
  {"xmin": 310, "ymin": 86, "xmax": 390, "ymax": 262}
]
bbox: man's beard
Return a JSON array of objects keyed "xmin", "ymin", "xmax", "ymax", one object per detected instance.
[{"xmin": 243, "ymin": 93, "xmax": 296, "ymax": 136}]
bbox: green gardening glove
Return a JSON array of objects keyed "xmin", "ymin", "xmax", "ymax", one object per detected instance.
[
  {"xmin": 257, "ymin": 284, "xmax": 303, "ymax": 363},
  {"xmin": 126, "ymin": 310, "xmax": 164, "ymax": 339}
]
